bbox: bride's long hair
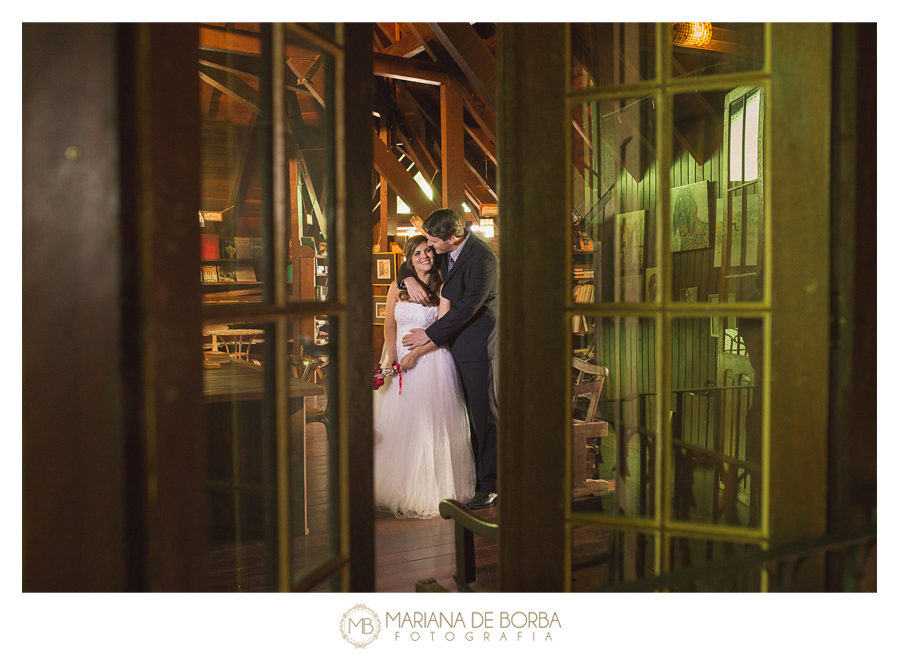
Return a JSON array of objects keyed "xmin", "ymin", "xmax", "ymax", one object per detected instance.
[{"xmin": 398, "ymin": 234, "xmax": 442, "ymax": 306}]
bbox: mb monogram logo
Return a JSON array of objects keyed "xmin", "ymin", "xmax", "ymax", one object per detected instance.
[{"xmin": 340, "ymin": 604, "xmax": 382, "ymax": 648}]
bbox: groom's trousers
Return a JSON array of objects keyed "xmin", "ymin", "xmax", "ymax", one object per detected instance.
[{"xmin": 455, "ymin": 359, "xmax": 498, "ymax": 494}]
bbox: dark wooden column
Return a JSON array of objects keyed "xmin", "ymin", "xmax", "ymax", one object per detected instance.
[
  {"xmin": 375, "ymin": 89, "xmax": 393, "ymax": 251},
  {"xmin": 769, "ymin": 24, "xmax": 831, "ymax": 586},
  {"xmin": 22, "ymin": 23, "xmax": 205, "ymax": 591},
  {"xmin": 496, "ymin": 23, "xmax": 568, "ymax": 592},
  {"xmin": 342, "ymin": 23, "xmax": 376, "ymax": 592},
  {"xmin": 23, "ymin": 23, "xmax": 129, "ymax": 592},
  {"xmin": 441, "ymin": 80, "xmax": 466, "ymax": 215},
  {"xmin": 119, "ymin": 23, "xmax": 206, "ymax": 591},
  {"xmin": 827, "ymin": 24, "xmax": 877, "ymax": 540}
]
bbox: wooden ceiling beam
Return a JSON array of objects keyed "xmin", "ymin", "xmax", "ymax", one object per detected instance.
[
  {"xmin": 372, "ymin": 130, "xmax": 440, "ymax": 220},
  {"xmin": 465, "ymin": 124, "xmax": 497, "ymax": 165},
  {"xmin": 464, "ymin": 152, "xmax": 497, "ymax": 201},
  {"xmin": 427, "ymin": 22, "xmax": 497, "ymax": 112},
  {"xmin": 396, "ymin": 81, "xmax": 440, "ymax": 132},
  {"xmin": 384, "ymin": 31, "xmax": 425, "ymax": 58},
  {"xmin": 461, "ymin": 88, "xmax": 496, "ymax": 146},
  {"xmin": 373, "ymin": 52, "xmax": 450, "ymax": 86},
  {"xmin": 406, "ymin": 22, "xmax": 445, "ymax": 63},
  {"xmin": 199, "ymin": 64, "xmax": 261, "ymax": 115}
]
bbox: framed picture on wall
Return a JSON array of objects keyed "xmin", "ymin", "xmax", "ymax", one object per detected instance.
[
  {"xmin": 670, "ymin": 180, "xmax": 710, "ymax": 252},
  {"xmin": 373, "ymin": 295, "xmax": 388, "ymax": 325},
  {"xmin": 373, "ymin": 253, "xmax": 396, "ymax": 285},
  {"xmin": 616, "ymin": 210, "xmax": 645, "ymax": 272},
  {"xmin": 645, "ymin": 267, "xmax": 660, "ymax": 302}
]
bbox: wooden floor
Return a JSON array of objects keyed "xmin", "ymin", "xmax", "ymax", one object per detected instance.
[{"xmin": 205, "ymin": 394, "xmax": 747, "ymax": 592}]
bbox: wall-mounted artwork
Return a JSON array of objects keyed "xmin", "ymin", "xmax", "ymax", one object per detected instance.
[
  {"xmin": 617, "ymin": 210, "xmax": 645, "ymax": 272},
  {"xmin": 645, "ymin": 268, "xmax": 659, "ymax": 302},
  {"xmin": 680, "ymin": 287, "xmax": 698, "ymax": 303},
  {"xmin": 623, "ymin": 275, "xmax": 643, "ymax": 303},
  {"xmin": 372, "ymin": 253, "xmax": 396, "ymax": 285},
  {"xmin": 373, "ymin": 295, "xmax": 388, "ymax": 325},
  {"xmin": 670, "ymin": 180, "xmax": 710, "ymax": 252}
]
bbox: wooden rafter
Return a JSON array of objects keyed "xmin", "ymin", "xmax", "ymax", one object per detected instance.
[
  {"xmin": 465, "ymin": 124, "xmax": 497, "ymax": 165},
  {"xmin": 427, "ymin": 22, "xmax": 497, "ymax": 112},
  {"xmin": 372, "ymin": 130, "xmax": 440, "ymax": 220},
  {"xmin": 384, "ymin": 31, "xmax": 425, "ymax": 58},
  {"xmin": 199, "ymin": 65, "xmax": 260, "ymax": 115},
  {"xmin": 406, "ymin": 22, "xmax": 444, "ymax": 63},
  {"xmin": 373, "ymin": 53, "xmax": 450, "ymax": 86},
  {"xmin": 223, "ymin": 113, "xmax": 257, "ymax": 236}
]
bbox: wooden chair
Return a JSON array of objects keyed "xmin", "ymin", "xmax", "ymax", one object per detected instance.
[
  {"xmin": 572, "ymin": 358, "xmax": 609, "ymax": 498},
  {"xmin": 416, "ymin": 500, "xmax": 498, "ymax": 593},
  {"xmin": 415, "ymin": 360, "xmax": 614, "ymax": 593}
]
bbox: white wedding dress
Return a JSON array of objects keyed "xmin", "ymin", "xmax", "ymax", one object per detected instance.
[{"xmin": 373, "ymin": 301, "xmax": 476, "ymax": 518}]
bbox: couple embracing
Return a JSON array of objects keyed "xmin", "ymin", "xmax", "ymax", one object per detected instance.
[{"xmin": 373, "ymin": 208, "xmax": 499, "ymax": 517}]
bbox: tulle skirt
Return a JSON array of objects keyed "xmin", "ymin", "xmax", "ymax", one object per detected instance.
[{"xmin": 373, "ymin": 347, "xmax": 475, "ymax": 518}]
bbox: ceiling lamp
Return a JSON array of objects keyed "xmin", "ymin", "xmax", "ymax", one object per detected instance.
[{"xmin": 672, "ymin": 22, "xmax": 713, "ymax": 48}]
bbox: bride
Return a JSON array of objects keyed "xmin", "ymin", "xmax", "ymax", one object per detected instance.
[{"xmin": 373, "ymin": 234, "xmax": 475, "ymax": 518}]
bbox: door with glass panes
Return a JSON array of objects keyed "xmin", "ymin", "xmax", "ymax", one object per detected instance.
[{"xmin": 499, "ymin": 23, "xmax": 831, "ymax": 591}]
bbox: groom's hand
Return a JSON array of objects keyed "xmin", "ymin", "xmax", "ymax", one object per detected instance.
[
  {"xmin": 402, "ymin": 328, "xmax": 432, "ymax": 349},
  {"xmin": 404, "ymin": 277, "xmax": 429, "ymax": 304}
]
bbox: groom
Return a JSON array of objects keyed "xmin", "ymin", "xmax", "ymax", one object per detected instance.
[{"xmin": 399, "ymin": 208, "xmax": 499, "ymax": 509}]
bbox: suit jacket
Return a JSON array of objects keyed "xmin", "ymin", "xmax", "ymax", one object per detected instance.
[{"xmin": 398, "ymin": 230, "xmax": 498, "ymax": 363}]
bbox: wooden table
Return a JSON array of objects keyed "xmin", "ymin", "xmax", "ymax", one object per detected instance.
[
  {"xmin": 203, "ymin": 328, "xmax": 264, "ymax": 360},
  {"xmin": 204, "ymin": 360, "xmax": 325, "ymax": 540}
]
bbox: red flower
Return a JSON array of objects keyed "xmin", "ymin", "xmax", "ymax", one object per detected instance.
[{"xmin": 373, "ymin": 364, "xmax": 385, "ymax": 390}]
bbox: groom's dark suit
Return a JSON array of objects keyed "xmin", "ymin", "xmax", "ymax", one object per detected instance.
[{"xmin": 400, "ymin": 229, "xmax": 499, "ymax": 493}]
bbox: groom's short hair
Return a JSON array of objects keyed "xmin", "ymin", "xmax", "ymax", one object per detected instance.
[{"xmin": 422, "ymin": 208, "xmax": 464, "ymax": 240}]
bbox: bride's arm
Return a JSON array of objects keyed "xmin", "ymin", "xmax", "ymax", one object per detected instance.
[
  {"xmin": 383, "ymin": 282, "xmax": 400, "ymax": 368},
  {"xmin": 400, "ymin": 287, "xmax": 448, "ymax": 370}
]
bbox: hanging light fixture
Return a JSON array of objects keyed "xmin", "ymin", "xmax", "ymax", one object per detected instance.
[{"xmin": 672, "ymin": 22, "xmax": 713, "ymax": 48}]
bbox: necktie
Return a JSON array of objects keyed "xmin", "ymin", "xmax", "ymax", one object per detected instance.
[{"xmin": 447, "ymin": 255, "xmax": 455, "ymax": 273}]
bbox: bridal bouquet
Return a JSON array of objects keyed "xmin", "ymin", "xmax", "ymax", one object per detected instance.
[{"xmin": 373, "ymin": 363, "xmax": 402, "ymax": 392}]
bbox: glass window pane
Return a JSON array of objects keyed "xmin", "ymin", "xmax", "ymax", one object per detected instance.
[
  {"xmin": 670, "ymin": 89, "xmax": 765, "ymax": 303},
  {"xmin": 571, "ymin": 316, "xmax": 658, "ymax": 519},
  {"xmin": 571, "ymin": 23, "xmax": 656, "ymax": 89},
  {"xmin": 289, "ymin": 314, "xmax": 337, "ymax": 583},
  {"xmin": 744, "ymin": 90, "xmax": 761, "ymax": 181},
  {"xmin": 200, "ymin": 24, "xmax": 267, "ymax": 307},
  {"xmin": 572, "ymin": 98, "xmax": 657, "ymax": 303},
  {"xmin": 671, "ymin": 23, "xmax": 764, "ymax": 79},
  {"xmin": 668, "ymin": 536, "xmax": 763, "ymax": 592},
  {"xmin": 580, "ymin": 529, "xmax": 657, "ymax": 590},
  {"xmin": 670, "ymin": 317, "xmax": 763, "ymax": 529},
  {"xmin": 204, "ymin": 322, "xmax": 275, "ymax": 591},
  {"xmin": 286, "ymin": 30, "xmax": 335, "ymax": 302}
]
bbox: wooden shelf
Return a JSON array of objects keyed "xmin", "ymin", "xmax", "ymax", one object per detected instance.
[{"xmin": 202, "ymin": 258, "xmax": 292, "ymax": 263}]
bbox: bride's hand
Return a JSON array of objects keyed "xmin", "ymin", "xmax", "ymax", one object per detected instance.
[{"xmin": 399, "ymin": 352, "xmax": 418, "ymax": 371}]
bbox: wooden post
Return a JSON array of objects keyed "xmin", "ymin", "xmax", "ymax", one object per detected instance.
[
  {"xmin": 496, "ymin": 23, "xmax": 568, "ymax": 592},
  {"xmin": 441, "ymin": 80, "xmax": 465, "ymax": 215}
]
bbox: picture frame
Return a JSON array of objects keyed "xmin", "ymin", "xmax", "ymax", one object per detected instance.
[
  {"xmin": 645, "ymin": 267, "xmax": 660, "ymax": 302},
  {"xmin": 616, "ymin": 210, "xmax": 645, "ymax": 272},
  {"xmin": 372, "ymin": 295, "xmax": 388, "ymax": 325},
  {"xmin": 670, "ymin": 180, "xmax": 710, "ymax": 252},
  {"xmin": 372, "ymin": 253, "xmax": 396, "ymax": 285}
]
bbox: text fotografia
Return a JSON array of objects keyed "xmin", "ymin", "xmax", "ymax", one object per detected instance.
[{"xmin": 386, "ymin": 611, "xmax": 561, "ymax": 642}]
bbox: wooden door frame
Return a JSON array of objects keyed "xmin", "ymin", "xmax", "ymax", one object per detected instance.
[{"xmin": 494, "ymin": 23, "xmax": 835, "ymax": 591}]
